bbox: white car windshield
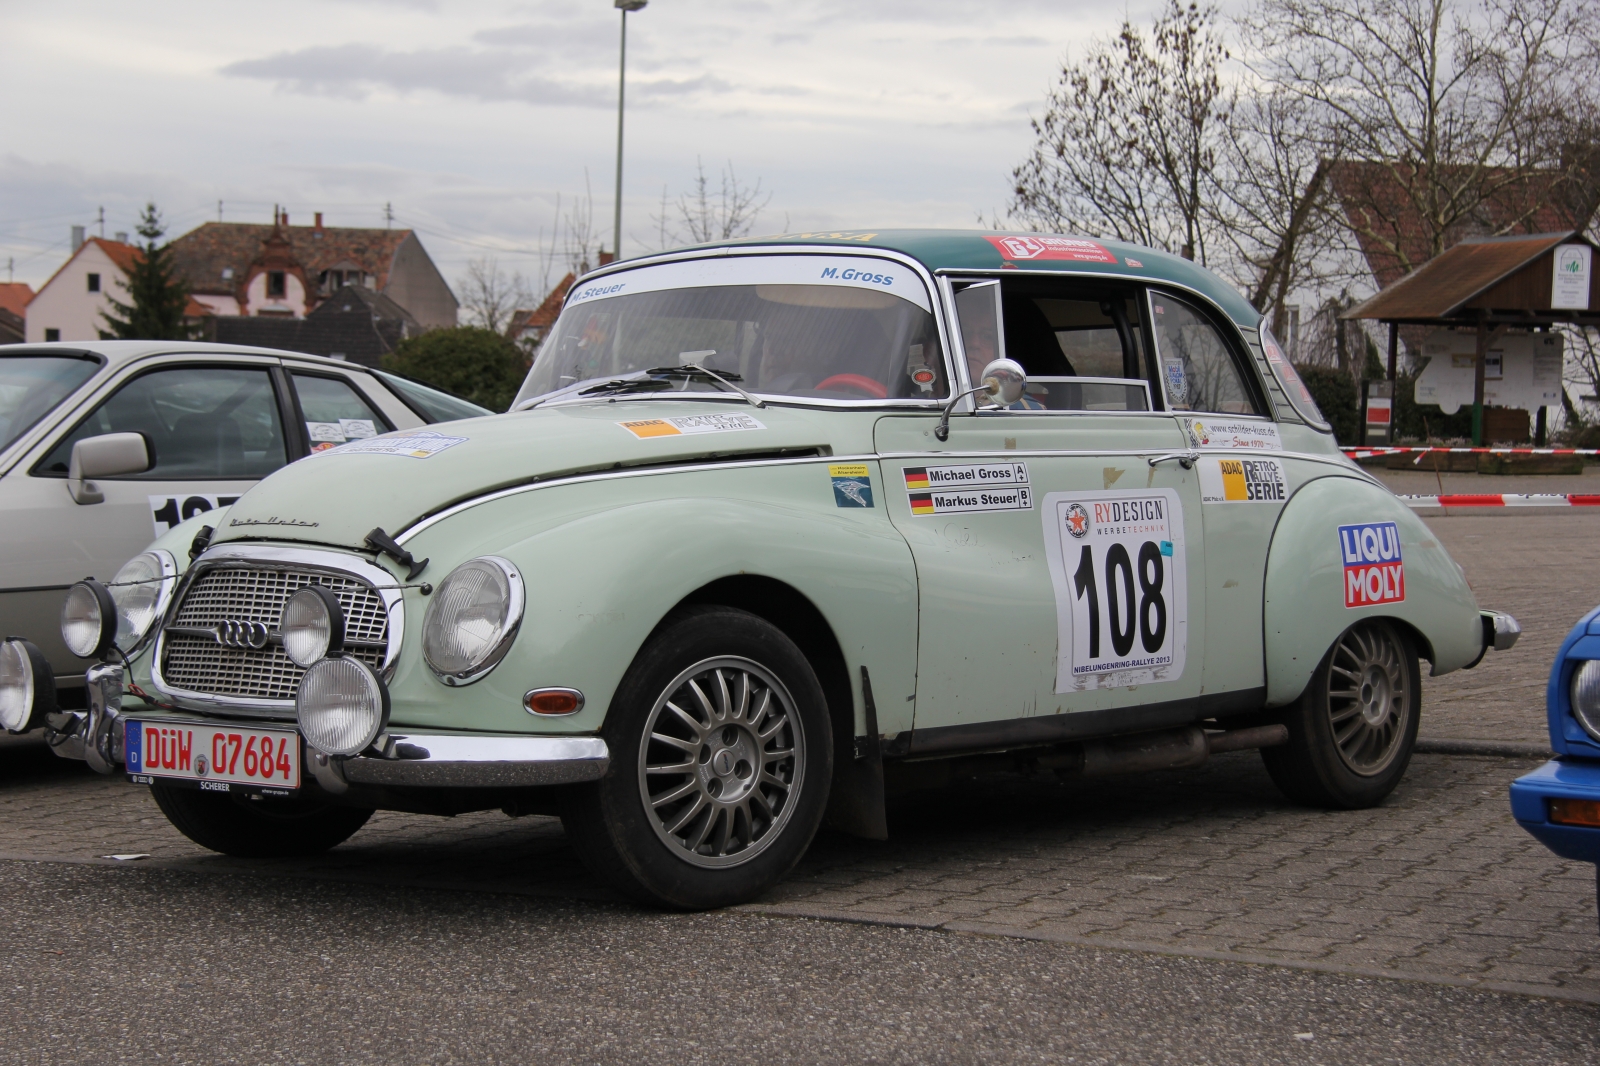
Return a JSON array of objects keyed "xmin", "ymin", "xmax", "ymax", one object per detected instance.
[
  {"xmin": 0, "ymin": 353, "xmax": 100, "ymax": 453},
  {"xmin": 513, "ymin": 255, "xmax": 949, "ymax": 408}
]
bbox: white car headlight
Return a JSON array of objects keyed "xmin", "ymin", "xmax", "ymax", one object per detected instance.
[
  {"xmin": 0, "ymin": 638, "xmax": 55, "ymax": 734},
  {"xmin": 297, "ymin": 656, "xmax": 389, "ymax": 757},
  {"xmin": 421, "ymin": 556, "xmax": 524, "ymax": 685},
  {"xmin": 281, "ymin": 586, "xmax": 346, "ymax": 668},
  {"xmin": 108, "ymin": 550, "xmax": 177, "ymax": 653},
  {"xmin": 61, "ymin": 579, "xmax": 116, "ymax": 659},
  {"xmin": 1571, "ymin": 660, "xmax": 1600, "ymax": 742}
]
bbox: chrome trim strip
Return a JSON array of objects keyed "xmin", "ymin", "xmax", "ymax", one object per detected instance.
[
  {"xmin": 150, "ymin": 544, "xmax": 407, "ymax": 717},
  {"xmin": 340, "ymin": 734, "xmax": 610, "ymax": 788}
]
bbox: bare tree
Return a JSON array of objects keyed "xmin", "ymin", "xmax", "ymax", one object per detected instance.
[
  {"xmin": 457, "ymin": 257, "xmax": 532, "ymax": 334},
  {"xmin": 1011, "ymin": 1, "xmax": 1230, "ymax": 263},
  {"xmin": 1245, "ymin": 0, "xmax": 1599, "ymax": 278},
  {"xmin": 653, "ymin": 158, "xmax": 773, "ymax": 248},
  {"xmin": 561, "ymin": 170, "xmax": 599, "ymax": 276}
]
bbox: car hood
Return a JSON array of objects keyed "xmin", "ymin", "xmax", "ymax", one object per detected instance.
[{"xmin": 212, "ymin": 400, "xmax": 857, "ymax": 549}]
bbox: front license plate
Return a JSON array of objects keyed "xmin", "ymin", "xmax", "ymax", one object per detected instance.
[{"xmin": 125, "ymin": 719, "xmax": 301, "ymax": 793}]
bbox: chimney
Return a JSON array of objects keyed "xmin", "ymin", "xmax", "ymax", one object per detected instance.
[
  {"xmin": 598, "ymin": 250, "xmax": 616, "ymax": 266},
  {"xmin": 71, "ymin": 225, "xmax": 85, "ymax": 251},
  {"xmin": 314, "ymin": 212, "xmax": 324, "ymax": 238},
  {"xmin": 114, "ymin": 231, "xmax": 128, "ymax": 244}
]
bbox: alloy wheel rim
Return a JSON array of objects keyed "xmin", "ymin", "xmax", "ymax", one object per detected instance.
[
  {"xmin": 1326, "ymin": 623, "xmax": 1411, "ymax": 776},
  {"xmin": 637, "ymin": 656, "xmax": 804, "ymax": 868}
]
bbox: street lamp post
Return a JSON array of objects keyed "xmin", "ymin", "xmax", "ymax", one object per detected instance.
[{"xmin": 613, "ymin": 0, "xmax": 647, "ymax": 262}]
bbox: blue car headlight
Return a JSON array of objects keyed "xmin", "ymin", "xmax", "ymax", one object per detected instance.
[{"xmin": 1570, "ymin": 660, "xmax": 1600, "ymax": 742}]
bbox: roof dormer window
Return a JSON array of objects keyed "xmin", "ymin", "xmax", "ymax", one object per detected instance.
[{"xmin": 267, "ymin": 271, "xmax": 287, "ymax": 298}]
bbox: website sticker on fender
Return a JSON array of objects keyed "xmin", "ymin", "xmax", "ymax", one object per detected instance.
[
  {"xmin": 1198, "ymin": 456, "xmax": 1287, "ymax": 504},
  {"xmin": 1042, "ymin": 490, "xmax": 1187, "ymax": 692}
]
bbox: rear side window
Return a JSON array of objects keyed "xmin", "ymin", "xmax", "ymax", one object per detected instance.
[
  {"xmin": 373, "ymin": 369, "xmax": 492, "ymax": 423},
  {"xmin": 36, "ymin": 366, "xmax": 287, "ymax": 480},
  {"xmin": 1149, "ymin": 295, "xmax": 1261, "ymax": 415},
  {"xmin": 291, "ymin": 373, "xmax": 391, "ymax": 451}
]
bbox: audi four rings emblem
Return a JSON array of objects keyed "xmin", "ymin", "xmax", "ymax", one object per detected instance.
[{"xmin": 215, "ymin": 620, "xmax": 271, "ymax": 649}]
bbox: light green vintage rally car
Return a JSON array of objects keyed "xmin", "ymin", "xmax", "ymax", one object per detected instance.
[{"xmin": 4, "ymin": 230, "xmax": 1519, "ymax": 909}]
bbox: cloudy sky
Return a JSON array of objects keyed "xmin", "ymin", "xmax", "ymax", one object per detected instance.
[{"xmin": 1, "ymin": 0, "xmax": 1154, "ymax": 294}]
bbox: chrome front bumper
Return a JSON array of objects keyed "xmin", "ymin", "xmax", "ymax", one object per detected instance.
[{"xmin": 313, "ymin": 734, "xmax": 610, "ymax": 792}]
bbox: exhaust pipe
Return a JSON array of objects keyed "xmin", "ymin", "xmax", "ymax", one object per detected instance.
[{"xmin": 1039, "ymin": 724, "xmax": 1288, "ymax": 777}]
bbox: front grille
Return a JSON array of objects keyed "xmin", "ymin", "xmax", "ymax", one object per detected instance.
[{"xmin": 159, "ymin": 564, "xmax": 389, "ymax": 703}]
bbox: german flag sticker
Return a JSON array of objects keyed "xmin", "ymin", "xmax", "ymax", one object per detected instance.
[
  {"xmin": 908, "ymin": 493, "xmax": 935, "ymax": 515},
  {"xmin": 904, "ymin": 467, "xmax": 930, "ymax": 489}
]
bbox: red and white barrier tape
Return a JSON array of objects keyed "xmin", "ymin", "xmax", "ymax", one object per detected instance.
[
  {"xmin": 1400, "ymin": 493, "xmax": 1600, "ymax": 509},
  {"xmin": 1345, "ymin": 446, "xmax": 1600, "ymax": 459}
]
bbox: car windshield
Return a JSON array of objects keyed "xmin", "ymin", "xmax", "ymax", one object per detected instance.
[
  {"xmin": 513, "ymin": 255, "xmax": 948, "ymax": 407},
  {"xmin": 0, "ymin": 353, "xmax": 101, "ymax": 453}
]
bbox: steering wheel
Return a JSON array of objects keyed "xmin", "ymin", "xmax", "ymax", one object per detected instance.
[{"xmin": 814, "ymin": 373, "xmax": 888, "ymax": 398}]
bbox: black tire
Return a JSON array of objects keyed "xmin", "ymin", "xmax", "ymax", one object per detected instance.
[
  {"xmin": 150, "ymin": 784, "xmax": 373, "ymax": 857},
  {"xmin": 1261, "ymin": 619, "xmax": 1421, "ymax": 809},
  {"xmin": 561, "ymin": 606, "xmax": 833, "ymax": 910}
]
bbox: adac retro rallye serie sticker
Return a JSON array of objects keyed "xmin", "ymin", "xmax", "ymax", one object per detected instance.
[
  {"xmin": 618, "ymin": 413, "xmax": 766, "ymax": 438},
  {"xmin": 1339, "ymin": 521, "xmax": 1405, "ymax": 607},
  {"xmin": 1042, "ymin": 490, "xmax": 1188, "ymax": 692},
  {"xmin": 1198, "ymin": 456, "xmax": 1287, "ymax": 504},
  {"xmin": 904, "ymin": 462, "xmax": 1031, "ymax": 514}
]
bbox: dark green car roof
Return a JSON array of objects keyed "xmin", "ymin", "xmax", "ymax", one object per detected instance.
[{"xmin": 668, "ymin": 229, "xmax": 1262, "ymax": 327}]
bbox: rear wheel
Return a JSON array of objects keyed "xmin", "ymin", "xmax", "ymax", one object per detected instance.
[
  {"xmin": 561, "ymin": 606, "xmax": 832, "ymax": 910},
  {"xmin": 150, "ymin": 784, "xmax": 373, "ymax": 857},
  {"xmin": 1261, "ymin": 620, "xmax": 1421, "ymax": 809}
]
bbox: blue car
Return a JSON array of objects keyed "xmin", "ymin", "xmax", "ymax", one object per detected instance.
[{"xmin": 1510, "ymin": 607, "xmax": 1600, "ymax": 930}]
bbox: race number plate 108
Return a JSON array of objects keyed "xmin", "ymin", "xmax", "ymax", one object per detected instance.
[
  {"xmin": 125, "ymin": 719, "xmax": 301, "ymax": 793},
  {"xmin": 1041, "ymin": 490, "xmax": 1188, "ymax": 693}
]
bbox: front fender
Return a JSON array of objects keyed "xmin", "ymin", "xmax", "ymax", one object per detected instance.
[
  {"xmin": 1263, "ymin": 475, "xmax": 1479, "ymax": 706},
  {"xmin": 387, "ymin": 463, "xmax": 920, "ymax": 738}
]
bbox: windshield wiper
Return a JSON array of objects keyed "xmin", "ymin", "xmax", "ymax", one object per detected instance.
[
  {"xmin": 569, "ymin": 358, "xmax": 766, "ymax": 409},
  {"xmin": 577, "ymin": 377, "xmax": 674, "ymax": 397},
  {"xmin": 647, "ymin": 357, "xmax": 766, "ymax": 409}
]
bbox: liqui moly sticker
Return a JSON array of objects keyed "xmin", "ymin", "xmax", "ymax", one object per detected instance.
[
  {"xmin": 618, "ymin": 413, "xmax": 766, "ymax": 438},
  {"xmin": 1339, "ymin": 522, "xmax": 1405, "ymax": 608},
  {"xmin": 1182, "ymin": 418, "xmax": 1283, "ymax": 451},
  {"xmin": 984, "ymin": 235, "xmax": 1117, "ymax": 264}
]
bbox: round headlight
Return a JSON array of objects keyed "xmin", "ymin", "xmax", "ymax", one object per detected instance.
[
  {"xmin": 61, "ymin": 580, "xmax": 117, "ymax": 659},
  {"xmin": 296, "ymin": 656, "xmax": 389, "ymax": 757},
  {"xmin": 1571, "ymin": 660, "xmax": 1600, "ymax": 741},
  {"xmin": 421, "ymin": 557, "xmax": 524, "ymax": 685},
  {"xmin": 0, "ymin": 638, "xmax": 55, "ymax": 733},
  {"xmin": 281, "ymin": 586, "xmax": 346, "ymax": 668},
  {"xmin": 108, "ymin": 551, "xmax": 176, "ymax": 653}
]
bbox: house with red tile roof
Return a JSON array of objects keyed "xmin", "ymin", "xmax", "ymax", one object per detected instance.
[
  {"xmin": 0, "ymin": 282, "xmax": 32, "ymax": 344},
  {"xmin": 167, "ymin": 210, "xmax": 458, "ymax": 329},
  {"xmin": 23, "ymin": 237, "xmax": 204, "ymax": 343}
]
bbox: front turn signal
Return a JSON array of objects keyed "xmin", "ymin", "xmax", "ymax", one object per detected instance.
[
  {"xmin": 524, "ymin": 688, "xmax": 584, "ymax": 716},
  {"xmin": 1548, "ymin": 797, "xmax": 1600, "ymax": 828}
]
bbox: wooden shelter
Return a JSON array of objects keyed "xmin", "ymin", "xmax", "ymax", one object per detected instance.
[{"xmin": 1344, "ymin": 231, "xmax": 1600, "ymax": 444}]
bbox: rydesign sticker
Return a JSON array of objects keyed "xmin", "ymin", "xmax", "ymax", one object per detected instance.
[
  {"xmin": 618, "ymin": 413, "xmax": 766, "ymax": 438},
  {"xmin": 1043, "ymin": 490, "xmax": 1187, "ymax": 692},
  {"xmin": 984, "ymin": 235, "xmax": 1117, "ymax": 264},
  {"xmin": 149, "ymin": 494, "xmax": 239, "ymax": 539},
  {"xmin": 1339, "ymin": 522, "xmax": 1405, "ymax": 608},
  {"xmin": 830, "ymin": 464, "xmax": 874, "ymax": 508},
  {"xmin": 1182, "ymin": 418, "xmax": 1283, "ymax": 451},
  {"xmin": 1198, "ymin": 457, "xmax": 1287, "ymax": 504},
  {"xmin": 313, "ymin": 433, "xmax": 467, "ymax": 459}
]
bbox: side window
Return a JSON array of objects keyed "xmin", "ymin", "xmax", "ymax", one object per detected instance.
[
  {"xmin": 953, "ymin": 281, "xmax": 1001, "ymax": 385},
  {"xmin": 1149, "ymin": 295, "xmax": 1260, "ymax": 415},
  {"xmin": 291, "ymin": 373, "xmax": 391, "ymax": 451},
  {"xmin": 36, "ymin": 366, "xmax": 287, "ymax": 480}
]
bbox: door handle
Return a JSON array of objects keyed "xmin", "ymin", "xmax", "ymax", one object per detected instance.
[{"xmin": 1148, "ymin": 451, "xmax": 1199, "ymax": 470}]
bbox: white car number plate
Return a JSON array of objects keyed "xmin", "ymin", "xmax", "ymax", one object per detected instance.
[{"xmin": 125, "ymin": 719, "xmax": 301, "ymax": 793}]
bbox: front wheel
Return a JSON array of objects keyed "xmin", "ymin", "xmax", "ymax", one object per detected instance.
[
  {"xmin": 561, "ymin": 606, "xmax": 833, "ymax": 910},
  {"xmin": 150, "ymin": 784, "xmax": 374, "ymax": 857},
  {"xmin": 1261, "ymin": 619, "xmax": 1421, "ymax": 809}
]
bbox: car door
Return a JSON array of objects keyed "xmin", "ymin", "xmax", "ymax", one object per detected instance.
[
  {"xmin": 7, "ymin": 356, "xmax": 297, "ymax": 681},
  {"xmin": 875, "ymin": 275, "xmax": 1210, "ymax": 754},
  {"xmin": 1147, "ymin": 290, "xmax": 1285, "ymax": 699}
]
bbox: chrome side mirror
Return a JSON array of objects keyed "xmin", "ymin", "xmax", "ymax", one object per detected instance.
[
  {"xmin": 67, "ymin": 432, "xmax": 151, "ymax": 504},
  {"xmin": 934, "ymin": 359, "xmax": 1029, "ymax": 442}
]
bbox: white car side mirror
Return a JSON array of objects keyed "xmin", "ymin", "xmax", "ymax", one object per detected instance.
[{"xmin": 67, "ymin": 432, "xmax": 151, "ymax": 505}]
